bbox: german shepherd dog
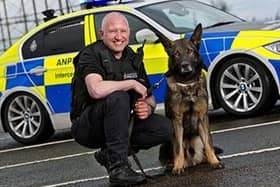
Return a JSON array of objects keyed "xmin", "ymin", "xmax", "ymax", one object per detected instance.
[{"xmin": 159, "ymin": 24, "xmax": 224, "ymax": 174}]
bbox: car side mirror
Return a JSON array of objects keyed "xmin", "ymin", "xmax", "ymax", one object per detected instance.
[{"xmin": 135, "ymin": 28, "xmax": 159, "ymax": 44}]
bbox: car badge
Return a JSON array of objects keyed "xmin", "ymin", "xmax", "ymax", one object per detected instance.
[{"xmin": 30, "ymin": 40, "xmax": 37, "ymax": 52}]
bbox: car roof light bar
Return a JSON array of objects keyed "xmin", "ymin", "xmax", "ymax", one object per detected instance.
[{"xmin": 80, "ymin": 0, "xmax": 134, "ymax": 9}]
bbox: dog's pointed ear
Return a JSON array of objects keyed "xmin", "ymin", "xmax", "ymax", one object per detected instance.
[
  {"xmin": 161, "ymin": 36, "xmax": 173, "ymax": 55},
  {"xmin": 190, "ymin": 23, "xmax": 202, "ymax": 49}
]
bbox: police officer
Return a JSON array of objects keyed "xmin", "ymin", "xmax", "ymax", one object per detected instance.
[{"xmin": 70, "ymin": 12, "xmax": 173, "ymax": 186}]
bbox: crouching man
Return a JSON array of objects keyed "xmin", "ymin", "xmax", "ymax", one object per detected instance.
[{"xmin": 70, "ymin": 12, "xmax": 173, "ymax": 186}]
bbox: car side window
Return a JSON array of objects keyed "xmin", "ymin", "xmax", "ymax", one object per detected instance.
[
  {"xmin": 94, "ymin": 12, "xmax": 152, "ymax": 45},
  {"xmin": 22, "ymin": 17, "xmax": 85, "ymax": 59}
]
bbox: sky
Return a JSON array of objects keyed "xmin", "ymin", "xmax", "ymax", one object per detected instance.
[{"xmin": 199, "ymin": 0, "xmax": 280, "ymax": 21}]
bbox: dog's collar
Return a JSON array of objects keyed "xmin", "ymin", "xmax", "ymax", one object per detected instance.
[
  {"xmin": 174, "ymin": 73, "xmax": 203, "ymax": 87},
  {"xmin": 176, "ymin": 82, "xmax": 196, "ymax": 87}
]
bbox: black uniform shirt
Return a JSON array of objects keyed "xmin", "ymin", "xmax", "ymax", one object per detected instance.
[
  {"xmin": 70, "ymin": 40, "xmax": 151, "ymax": 120},
  {"xmin": 77, "ymin": 40, "xmax": 150, "ymax": 87}
]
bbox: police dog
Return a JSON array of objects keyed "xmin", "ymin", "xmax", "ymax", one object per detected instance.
[{"xmin": 159, "ymin": 24, "xmax": 224, "ymax": 174}]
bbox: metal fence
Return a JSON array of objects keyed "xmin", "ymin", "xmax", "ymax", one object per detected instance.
[{"xmin": 0, "ymin": 0, "xmax": 82, "ymax": 54}]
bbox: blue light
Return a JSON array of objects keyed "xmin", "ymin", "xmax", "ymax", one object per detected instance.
[
  {"xmin": 92, "ymin": 0, "xmax": 108, "ymax": 6},
  {"xmin": 80, "ymin": 0, "xmax": 134, "ymax": 8},
  {"xmin": 80, "ymin": 0, "xmax": 109, "ymax": 6}
]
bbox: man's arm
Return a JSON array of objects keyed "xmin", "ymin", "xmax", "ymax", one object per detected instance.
[{"xmin": 85, "ymin": 73, "xmax": 148, "ymax": 99}]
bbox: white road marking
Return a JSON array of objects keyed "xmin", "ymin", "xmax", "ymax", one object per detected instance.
[
  {"xmin": 41, "ymin": 146, "xmax": 280, "ymax": 187},
  {"xmin": 211, "ymin": 120, "xmax": 280, "ymax": 134},
  {"xmin": 1, "ymin": 119, "xmax": 280, "ymax": 186},
  {"xmin": 1, "ymin": 145, "xmax": 280, "ymax": 171},
  {"xmin": 0, "ymin": 139, "xmax": 74, "ymax": 154},
  {"xmin": 42, "ymin": 167, "xmax": 164, "ymax": 187},
  {"xmin": 219, "ymin": 146, "xmax": 280, "ymax": 159},
  {"xmin": 42, "ymin": 175, "xmax": 109, "ymax": 187},
  {"xmin": 0, "ymin": 119, "xmax": 279, "ymax": 169},
  {"xmin": 1, "ymin": 119, "xmax": 280, "ymax": 154},
  {"xmin": 0, "ymin": 151, "xmax": 95, "ymax": 170}
]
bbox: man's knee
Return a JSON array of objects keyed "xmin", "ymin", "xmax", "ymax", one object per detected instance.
[
  {"xmin": 152, "ymin": 115, "xmax": 173, "ymax": 142},
  {"xmin": 163, "ymin": 117, "xmax": 173, "ymax": 141},
  {"xmin": 105, "ymin": 91, "xmax": 130, "ymax": 111}
]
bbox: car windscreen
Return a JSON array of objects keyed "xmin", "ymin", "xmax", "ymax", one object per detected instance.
[{"xmin": 137, "ymin": 0, "xmax": 243, "ymax": 34}]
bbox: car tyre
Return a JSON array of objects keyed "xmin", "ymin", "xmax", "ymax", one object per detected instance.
[
  {"xmin": 215, "ymin": 57, "xmax": 276, "ymax": 116},
  {"xmin": 3, "ymin": 92, "xmax": 54, "ymax": 144}
]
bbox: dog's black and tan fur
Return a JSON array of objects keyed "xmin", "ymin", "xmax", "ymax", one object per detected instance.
[{"xmin": 159, "ymin": 24, "xmax": 224, "ymax": 174}]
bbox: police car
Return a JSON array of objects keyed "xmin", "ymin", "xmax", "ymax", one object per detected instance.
[{"xmin": 1, "ymin": 0, "xmax": 280, "ymax": 144}]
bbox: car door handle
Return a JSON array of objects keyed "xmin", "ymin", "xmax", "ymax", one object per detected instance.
[{"xmin": 29, "ymin": 66, "xmax": 47, "ymax": 76}]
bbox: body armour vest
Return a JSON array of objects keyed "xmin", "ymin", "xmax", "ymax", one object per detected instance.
[{"xmin": 70, "ymin": 41, "xmax": 147, "ymax": 121}]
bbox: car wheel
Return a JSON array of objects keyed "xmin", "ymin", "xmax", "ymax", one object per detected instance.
[
  {"xmin": 215, "ymin": 57, "xmax": 275, "ymax": 116},
  {"xmin": 3, "ymin": 92, "xmax": 54, "ymax": 144}
]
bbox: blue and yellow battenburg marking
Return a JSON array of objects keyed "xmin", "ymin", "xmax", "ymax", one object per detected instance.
[
  {"xmin": 133, "ymin": 42, "xmax": 168, "ymax": 103},
  {"xmin": 4, "ymin": 54, "xmax": 76, "ymax": 114},
  {"xmin": 44, "ymin": 54, "xmax": 76, "ymax": 113},
  {"xmin": 151, "ymin": 30, "xmax": 280, "ymax": 103},
  {"xmin": 186, "ymin": 31, "xmax": 239, "ymax": 68},
  {"xmin": 146, "ymin": 31, "xmax": 239, "ymax": 103},
  {"xmin": 2, "ymin": 30, "xmax": 280, "ymax": 115}
]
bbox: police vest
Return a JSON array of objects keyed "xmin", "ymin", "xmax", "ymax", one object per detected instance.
[{"xmin": 70, "ymin": 41, "xmax": 146, "ymax": 121}]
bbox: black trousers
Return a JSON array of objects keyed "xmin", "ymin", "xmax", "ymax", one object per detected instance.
[{"xmin": 71, "ymin": 91, "xmax": 173, "ymax": 161}]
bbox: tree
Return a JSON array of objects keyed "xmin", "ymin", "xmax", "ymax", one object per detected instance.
[
  {"xmin": 275, "ymin": 8, "xmax": 280, "ymax": 20},
  {"xmin": 210, "ymin": 0, "xmax": 230, "ymax": 12}
]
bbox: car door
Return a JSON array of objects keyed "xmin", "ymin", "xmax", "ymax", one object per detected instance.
[{"xmin": 21, "ymin": 16, "xmax": 88, "ymax": 114}]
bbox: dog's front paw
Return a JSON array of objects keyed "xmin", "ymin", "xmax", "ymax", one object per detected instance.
[
  {"xmin": 172, "ymin": 157, "xmax": 186, "ymax": 175},
  {"xmin": 211, "ymin": 161, "xmax": 225, "ymax": 169},
  {"xmin": 172, "ymin": 166, "xmax": 185, "ymax": 175}
]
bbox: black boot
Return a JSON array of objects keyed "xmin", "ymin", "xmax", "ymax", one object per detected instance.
[
  {"xmin": 95, "ymin": 149, "xmax": 146, "ymax": 186},
  {"xmin": 94, "ymin": 149, "xmax": 110, "ymax": 171},
  {"xmin": 109, "ymin": 160, "xmax": 146, "ymax": 186}
]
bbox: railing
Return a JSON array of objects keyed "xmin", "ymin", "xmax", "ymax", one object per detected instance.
[{"xmin": 0, "ymin": 0, "xmax": 81, "ymax": 55}]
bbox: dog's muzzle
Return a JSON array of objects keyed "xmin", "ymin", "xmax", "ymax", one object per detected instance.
[{"xmin": 180, "ymin": 61, "xmax": 193, "ymax": 74}]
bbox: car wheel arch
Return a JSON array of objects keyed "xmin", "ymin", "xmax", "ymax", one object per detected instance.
[
  {"xmin": 208, "ymin": 53, "xmax": 278, "ymax": 111},
  {"xmin": 0, "ymin": 89, "xmax": 54, "ymax": 138}
]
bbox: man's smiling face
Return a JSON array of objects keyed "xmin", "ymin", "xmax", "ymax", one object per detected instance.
[{"xmin": 100, "ymin": 13, "xmax": 130, "ymax": 59}]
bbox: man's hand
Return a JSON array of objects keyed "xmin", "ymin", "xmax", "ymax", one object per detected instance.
[
  {"xmin": 132, "ymin": 80, "xmax": 147, "ymax": 99},
  {"xmin": 134, "ymin": 98, "xmax": 152, "ymax": 120}
]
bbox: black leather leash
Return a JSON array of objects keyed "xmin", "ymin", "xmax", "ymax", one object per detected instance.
[
  {"xmin": 127, "ymin": 40, "xmax": 169, "ymax": 178},
  {"xmin": 128, "ymin": 73, "xmax": 168, "ymax": 179}
]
